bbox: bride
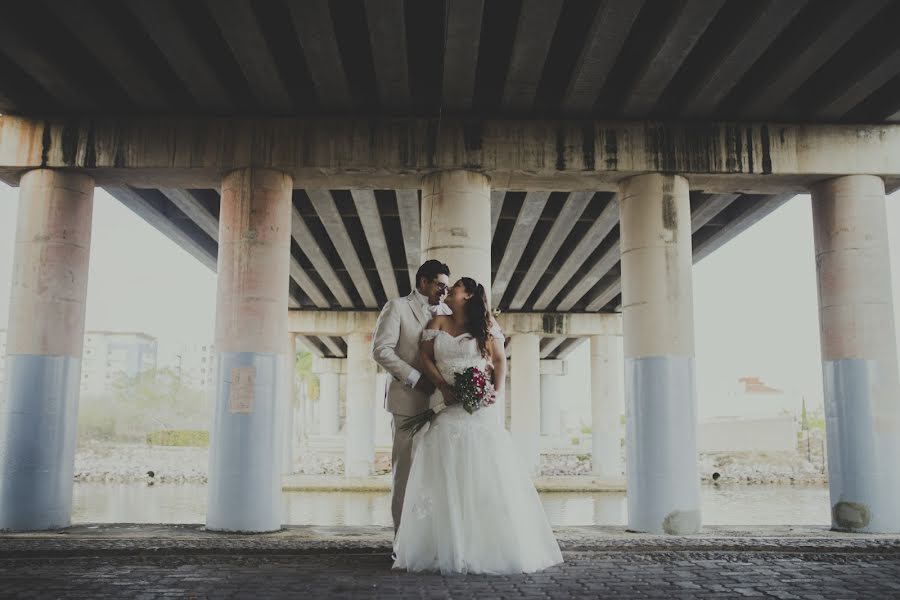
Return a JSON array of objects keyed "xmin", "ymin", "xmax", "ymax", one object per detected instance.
[{"xmin": 392, "ymin": 277, "xmax": 563, "ymax": 574}]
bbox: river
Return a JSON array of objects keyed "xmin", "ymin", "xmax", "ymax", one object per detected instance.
[{"xmin": 71, "ymin": 482, "xmax": 831, "ymax": 526}]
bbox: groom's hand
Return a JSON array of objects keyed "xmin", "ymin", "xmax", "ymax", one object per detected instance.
[{"xmin": 414, "ymin": 378, "xmax": 435, "ymax": 395}]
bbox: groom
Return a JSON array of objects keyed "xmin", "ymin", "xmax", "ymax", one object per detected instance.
[{"xmin": 372, "ymin": 259, "xmax": 451, "ymax": 533}]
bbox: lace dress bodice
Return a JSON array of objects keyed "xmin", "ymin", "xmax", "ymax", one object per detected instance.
[{"xmin": 421, "ymin": 325, "xmax": 504, "ymax": 385}]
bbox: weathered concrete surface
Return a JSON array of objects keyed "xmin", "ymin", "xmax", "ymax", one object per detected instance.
[
  {"xmin": 0, "ymin": 169, "xmax": 94, "ymax": 532},
  {"xmin": 591, "ymin": 331, "xmax": 624, "ymax": 479},
  {"xmin": 344, "ymin": 332, "xmax": 377, "ymax": 478},
  {"xmin": 421, "ymin": 170, "xmax": 492, "ymax": 296},
  {"xmin": 811, "ymin": 175, "xmax": 900, "ymax": 533},
  {"xmin": 510, "ymin": 333, "xmax": 541, "ymax": 476},
  {"xmin": 620, "ymin": 174, "xmax": 701, "ymax": 535},
  {"xmin": 3, "ymin": 116, "xmax": 900, "ymax": 192},
  {"xmin": 3, "ymin": 525, "xmax": 900, "ymax": 599},
  {"xmin": 288, "ymin": 310, "xmax": 622, "ymax": 337},
  {"xmin": 207, "ymin": 168, "xmax": 292, "ymax": 533}
]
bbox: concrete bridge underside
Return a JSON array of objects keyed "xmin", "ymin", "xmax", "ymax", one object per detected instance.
[{"xmin": 2, "ymin": 0, "xmax": 900, "ymax": 537}]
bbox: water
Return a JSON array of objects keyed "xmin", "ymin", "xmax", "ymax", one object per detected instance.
[{"xmin": 71, "ymin": 482, "xmax": 831, "ymax": 526}]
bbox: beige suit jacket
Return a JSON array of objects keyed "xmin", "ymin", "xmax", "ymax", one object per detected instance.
[{"xmin": 372, "ymin": 292, "xmax": 432, "ymax": 417}]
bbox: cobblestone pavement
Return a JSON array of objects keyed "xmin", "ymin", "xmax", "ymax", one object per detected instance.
[{"xmin": 2, "ymin": 526, "xmax": 900, "ymax": 599}]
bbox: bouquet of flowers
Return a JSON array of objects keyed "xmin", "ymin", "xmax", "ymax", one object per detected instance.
[{"xmin": 400, "ymin": 365, "xmax": 497, "ymax": 436}]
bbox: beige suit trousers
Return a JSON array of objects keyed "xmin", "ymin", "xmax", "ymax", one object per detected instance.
[{"xmin": 390, "ymin": 413, "xmax": 416, "ymax": 533}]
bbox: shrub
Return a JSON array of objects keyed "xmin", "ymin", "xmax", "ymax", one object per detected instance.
[{"xmin": 146, "ymin": 430, "xmax": 209, "ymax": 447}]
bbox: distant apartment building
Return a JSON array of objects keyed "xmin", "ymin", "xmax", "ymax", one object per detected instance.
[
  {"xmin": 159, "ymin": 342, "xmax": 217, "ymax": 391},
  {"xmin": 0, "ymin": 329, "xmax": 158, "ymax": 396},
  {"xmin": 81, "ymin": 331, "xmax": 158, "ymax": 394}
]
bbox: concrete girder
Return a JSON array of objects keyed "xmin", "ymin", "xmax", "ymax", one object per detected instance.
[
  {"xmin": 205, "ymin": 0, "xmax": 294, "ymax": 114},
  {"xmin": 509, "ymin": 191, "xmax": 592, "ymax": 310},
  {"xmin": 560, "ymin": 240, "xmax": 621, "ymax": 312},
  {"xmin": 539, "ymin": 336, "xmax": 566, "ymax": 360},
  {"xmin": 104, "ymin": 185, "xmax": 217, "ymax": 271},
  {"xmin": 125, "ymin": 0, "xmax": 233, "ymax": 113},
  {"xmin": 158, "ymin": 188, "xmax": 219, "ymax": 241},
  {"xmin": 679, "ymin": 1, "xmax": 806, "ymax": 118},
  {"xmin": 395, "ymin": 189, "xmax": 420, "ymax": 290},
  {"xmin": 442, "ymin": 0, "xmax": 484, "ymax": 112},
  {"xmin": 622, "ymin": 0, "xmax": 725, "ymax": 117},
  {"xmin": 5, "ymin": 117, "xmax": 900, "ymax": 192},
  {"xmin": 351, "ymin": 189, "xmax": 400, "ymax": 300},
  {"xmin": 285, "ymin": 0, "xmax": 353, "ymax": 110},
  {"xmin": 490, "ymin": 190, "xmax": 504, "ymax": 240},
  {"xmin": 365, "ymin": 0, "xmax": 412, "ymax": 111},
  {"xmin": 737, "ymin": 1, "xmax": 889, "ymax": 119},
  {"xmin": 50, "ymin": 0, "xmax": 169, "ymax": 111},
  {"xmin": 532, "ymin": 194, "xmax": 618, "ymax": 310},
  {"xmin": 492, "ymin": 191, "xmax": 550, "ymax": 306},
  {"xmin": 693, "ymin": 193, "xmax": 796, "ymax": 262},
  {"xmin": 290, "ymin": 204, "xmax": 353, "ymax": 308},
  {"xmin": 307, "ymin": 189, "xmax": 378, "ymax": 308},
  {"xmin": 501, "ymin": 0, "xmax": 563, "ymax": 111},
  {"xmin": 561, "ymin": 1, "xmax": 644, "ymax": 113},
  {"xmin": 287, "ymin": 310, "xmax": 620, "ymax": 338}
]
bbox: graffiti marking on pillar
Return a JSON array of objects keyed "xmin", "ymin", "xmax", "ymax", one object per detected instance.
[{"xmin": 229, "ymin": 366, "xmax": 256, "ymax": 413}]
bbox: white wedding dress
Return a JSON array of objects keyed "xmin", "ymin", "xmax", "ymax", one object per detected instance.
[{"xmin": 392, "ymin": 328, "xmax": 563, "ymax": 574}]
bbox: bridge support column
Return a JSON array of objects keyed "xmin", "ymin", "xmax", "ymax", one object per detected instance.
[
  {"xmin": 811, "ymin": 175, "xmax": 900, "ymax": 533},
  {"xmin": 421, "ymin": 170, "xmax": 492, "ymax": 296},
  {"xmin": 510, "ymin": 333, "xmax": 541, "ymax": 476},
  {"xmin": 281, "ymin": 334, "xmax": 297, "ymax": 476},
  {"xmin": 206, "ymin": 168, "xmax": 292, "ymax": 533},
  {"xmin": 620, "ymin": 173, "xmax": 701, "ymax": 535},
  {"xmin": 0, "ymin": 169, "xmax": 94, "ymax": 531},
  {"xmin": 539, "ymin": 361, "xmax": 566, "ymax": 436},
  {"xmin": 591, "ymin": 330, "xmax": 624, "ymax": 478},
  {"xmin": 314, "ymin": 359, "xmax": 343, "ymax": 436},
  {"xmin": 345, "ymin": 332, "xmax": 377, "ymax": 477}
]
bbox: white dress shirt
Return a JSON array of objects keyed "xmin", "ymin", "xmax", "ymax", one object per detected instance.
[{"xmin": 406, "ymin": 290, "xmax": 452, "ymax": 388}]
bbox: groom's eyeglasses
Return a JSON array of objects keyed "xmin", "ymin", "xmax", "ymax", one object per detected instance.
[{"xmin": 434, "ymin": 282, "xmax": 448, "ymax": 292}]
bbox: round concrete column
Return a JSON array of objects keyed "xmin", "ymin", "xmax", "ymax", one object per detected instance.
[
  {"xmin": 540, "ymin": 374, "xmax": 563, "ymax": 436},
  {"xmin": 0, "ymin": 169, "xmax": 94, "ymax": 531},
  {"xmin": 281, "ymin": 334, "xmax": 297, "ymax": 476},
  {"xmin": 317, "ymin": 372, "xmax": 341, "ymax": 435},
  {"xmin": 421, "ymin": 170, "xmax": 492, "ymax": 296},
  {"xmin": 345, "ymin": 332, "xmax": 377, "ymax": 477},
  {"xmin": 619, "ymin": 173, "xmax": 701, "ymax": 535},
  {"xmin": 811, "ymin": 175, "xmax": 900, "ymax": 533},
  {"xmin": 510, "ymin": 333, "xmax": 541, "ymax": 476},
  {"xmin": 591, "ymin": 333, "xmax": 624, "ymax": 479},
  {"xmin": 206, "ymin": 168, "xmax": 292, "ymax": 533}
]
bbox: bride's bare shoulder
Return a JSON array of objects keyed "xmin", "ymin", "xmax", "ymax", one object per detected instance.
[{"xmin": 425, "ymin": 315, "xmax": 452, "ymax": 331}]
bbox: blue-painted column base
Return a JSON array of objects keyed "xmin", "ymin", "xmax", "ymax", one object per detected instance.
[
  {"xmin": 0, "ymin": 355, "xmax": 81, "ymax": 531},
  {"xmin": 625, "ymin": 355, "xmax": 702, "ymax": 535},
  {"xmin": 824, "ymin": 358, "xmax": 900, "ymax": 533},
  {"xmin": 206, "ymin": 351, "xmax": 285, "ymax": 532}
]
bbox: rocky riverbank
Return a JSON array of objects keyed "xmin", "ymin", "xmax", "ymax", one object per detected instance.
[{"xmin": 74, "ymin": 438, "xmax": 828, "ymax": 486}]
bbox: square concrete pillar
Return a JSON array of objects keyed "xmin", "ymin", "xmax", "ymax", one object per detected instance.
[{"xmin": 510, "ymin": 333, "xmax": 541, "ymax": 476}]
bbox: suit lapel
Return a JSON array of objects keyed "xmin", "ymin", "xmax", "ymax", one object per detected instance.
[{"xmin": 407, "ymin": 292, "xmax": 428, "ymax": 328}]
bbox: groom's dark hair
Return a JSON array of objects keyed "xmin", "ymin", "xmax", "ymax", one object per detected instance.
[{"xmin": 415, "ymin": 259, "xmax": 450, "ymax": 288}]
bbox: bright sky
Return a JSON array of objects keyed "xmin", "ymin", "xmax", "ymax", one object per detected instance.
[{"xmin": 1, "ymin": 183, "xmax": 899, "ymax": 413}]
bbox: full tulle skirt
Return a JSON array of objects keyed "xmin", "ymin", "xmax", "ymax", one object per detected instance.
[{"xmin": 392, "ymin": 403, "xmax": 563, "ymax": 575}]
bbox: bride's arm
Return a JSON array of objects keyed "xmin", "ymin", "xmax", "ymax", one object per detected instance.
[
  {"xmin": 418, "ymin": 320, "xmax": 458, "ymax": 405},
  {"xmin": 489, "ymin": 334, "xmax": 506, "ymax": 394}
]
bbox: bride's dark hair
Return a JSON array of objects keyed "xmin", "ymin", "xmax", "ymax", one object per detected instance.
[{"xmin": 460, "ymin": 277, "xmax": 491, "ymax": 358}]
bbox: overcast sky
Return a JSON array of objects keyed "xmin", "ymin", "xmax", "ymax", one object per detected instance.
[{"xmin": 1, "ymin": 183, "xmax": 899, "ymax": 411}]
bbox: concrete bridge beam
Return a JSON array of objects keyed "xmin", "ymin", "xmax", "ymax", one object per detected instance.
[
  {"xmin": 620, "ymin": 173, "xmax": 701, "ymax": 535},
  {"xmin": 811, "ymin": 174, "xmax": 900, "ymax": 533},
  {"xmin": 0, "ymin": 169, "xmax": 94, "ymax": 531},
  {"xmin": 206, "ymin": 167, "xmax": 293, "ymax": 533}
]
